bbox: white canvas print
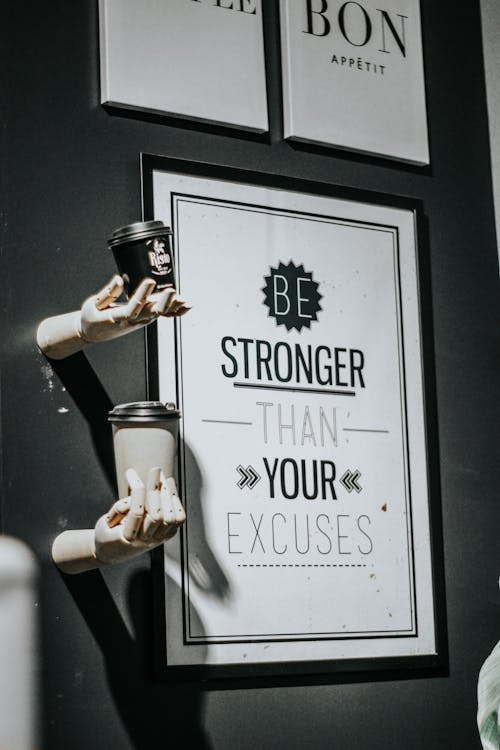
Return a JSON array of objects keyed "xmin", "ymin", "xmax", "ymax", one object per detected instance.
[
  {"xmin": 99, "ymin": 0, "xmax": 269, "ymax": 132},
  {"xmin": 280, "ymin": 0, "xmax": 429, "ymax": 164}
]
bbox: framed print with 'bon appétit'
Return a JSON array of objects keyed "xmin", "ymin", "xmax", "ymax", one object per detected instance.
[
  {"xmin": 280, "ymin": 0, "xmax": 430, "ymax": 165},
  {"xmin": 142, "ymin": 155, "xmax": 445, "ymax": 681}
]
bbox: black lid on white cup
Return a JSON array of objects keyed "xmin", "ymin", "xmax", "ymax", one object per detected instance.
[
  {"xmin": 107, "ymin": 220, "xmax": 172, "ymax": 248},
  {"xmin": 108, "ymin": 401, "xmax": 180, "ymax": 423}
]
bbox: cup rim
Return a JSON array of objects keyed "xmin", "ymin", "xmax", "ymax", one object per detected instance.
[
  {"xmin": 108, "ymin": 401, "xmax": 180, "ymax": 423},
  {"xmin": 107, "ymin": 220, "xmax": 172, "ymax": 248}
]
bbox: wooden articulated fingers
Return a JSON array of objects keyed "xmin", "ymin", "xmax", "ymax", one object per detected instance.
[
  {"xmin": 164, "ymin": 476, "xmax": 186, "ymax": 525},
  {"xmin": 94, "ymin": 275, "xmax": 124, "ymax": 311},
  {"xmin": 149, "ymin": 287, "xmax": 176, "ymax": 316},
  {"xmin": 111, "ymin": 278, "xmax": 156, "ymax": 323},
  {"xmin": 142, "ymin": 467, "xmax": 163, "ymax": 539},
  {"xmin": 122, "ymin": 469, "xmax": 146, "ymax": 541},
  {"xmin": 159, "ymin": 479, "xmax": 176, "ymax": 527},
  {"xmin": 151, "ymin": 473, "xmax": 186, "ymax": 543},
  {"xmin": 106, "ymin": 498, "xmax": 131, "ymax": 528},
  {"xmin": 164, "ymin": 299, "xmax": 192, "ymax": 318}
]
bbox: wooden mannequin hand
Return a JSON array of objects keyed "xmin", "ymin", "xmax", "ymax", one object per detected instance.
[
  {"xmin": 94, "ymin": 467, "xmax": 186, "ymax": 565},
  {"xmin": 79, "ymin": 274, "xmax": 190, "ymax": 343},
  {"xmin": 37, "ymin": 274, "xmax": 191, "ymax": 359},
  {"xmin": 51, "ymin": 468, "xmax": 186, "ymax": 574}
]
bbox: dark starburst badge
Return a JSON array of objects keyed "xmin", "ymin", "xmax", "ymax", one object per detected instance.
[{"xmin": 262, "ymin": 261, "xmax": 323, "ymax": 332}]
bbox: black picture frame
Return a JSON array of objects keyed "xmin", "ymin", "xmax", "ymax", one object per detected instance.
[{"xmin": 141, "ymin": 153, "xmax": 447, "ymax": 684}]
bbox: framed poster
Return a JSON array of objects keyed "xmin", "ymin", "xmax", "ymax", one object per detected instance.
[
  {"xmin": 142, "ymin": 155, "xmax": 444, "ymax": 680},
  {"xmin": 280, "ymin": 0, "xmax": 430, "ymax": 164},
  {"xmin": 99, "ymin": 0, "xmax": 268, "ymax": 132}
]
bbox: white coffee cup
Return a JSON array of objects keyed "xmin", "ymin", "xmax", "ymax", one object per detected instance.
[{"xmin": 108, "ymin": 401, "xmax": 180, "ymax": 498}]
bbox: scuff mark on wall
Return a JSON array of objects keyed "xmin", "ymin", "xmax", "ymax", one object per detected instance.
[{"xmin": 40, "ymin": 361, "xmax": 55, "ymax": 392}]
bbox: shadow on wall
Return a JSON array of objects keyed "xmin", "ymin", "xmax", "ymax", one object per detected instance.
[
  {"xmin": 48, "ymin": 350, "xmax": 230, "ymax": 748},
  {"xmin": 63, "ymin": 568, "xmax": 212, "ymax": 749},
  {"xmin": 50, "ymin": 352, "xmax": 117, "ymax": 490}
]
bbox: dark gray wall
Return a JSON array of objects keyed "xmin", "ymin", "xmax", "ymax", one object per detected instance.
[{"xmin": 2, "ymin": 1, "xmax": 499, "ymax": 748}]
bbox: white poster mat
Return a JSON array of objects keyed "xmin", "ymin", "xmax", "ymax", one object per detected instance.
[
  {"xmin": 280, "ymin": 0, "xmax": 429, "ymax": 164},
  {"xmin": 99, "ymin": 0, "xmax": 268, "ymax": 132},
  {"xmin": 151, "ymin": 168, "xmax": 436, "ymax": 668}
]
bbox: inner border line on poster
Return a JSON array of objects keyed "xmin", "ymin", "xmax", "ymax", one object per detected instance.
[
  {"xmin": 168, "ymin": 192, "xmax": 416, "ymax": 643},
  {"xmin": 185, "ymin": 627, "xmax": 417, "ymax": 645}
]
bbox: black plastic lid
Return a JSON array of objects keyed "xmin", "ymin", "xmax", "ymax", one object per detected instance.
[
  {"xmin": 107, "ymin": 220, "xmax": 172, "ymax": 248},
  {"xmin": 108, "ymin": 401, "xmax": 180, "ymax": 423}
]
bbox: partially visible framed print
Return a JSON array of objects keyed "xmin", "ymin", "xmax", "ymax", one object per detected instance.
[
  {"xmin": 142, "ymin": 155, "xmax": 444, "ymax": 680},
  {"xmin": 99, "ymin": 0, "xmax": 269, "ymax": 132},
  {"xmin": 280, "ymin": 0, "xmax": 430, "ymax": 164}
]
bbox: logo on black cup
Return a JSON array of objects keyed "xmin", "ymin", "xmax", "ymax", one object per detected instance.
[
  {"xmin": 147, "ymin": 237, "xmax": 172, "ymax": 277},
  {"xmin": 262, "ymin": 261, "xmax": 322, "ymax": 332}
]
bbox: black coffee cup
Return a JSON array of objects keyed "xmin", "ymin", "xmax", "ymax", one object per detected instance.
[{"xmin": 108, "ymin": 220, "xmax": 175, "ymax": 297}]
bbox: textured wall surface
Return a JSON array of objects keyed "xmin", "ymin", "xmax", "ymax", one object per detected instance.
[{"xmin": 2, "ymin": 2, "xmax": 500, "ymax": 748}]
